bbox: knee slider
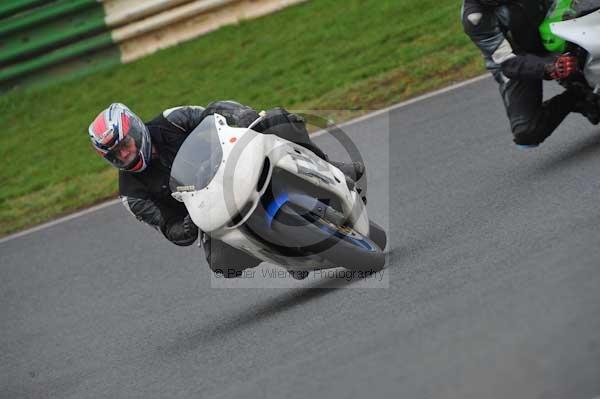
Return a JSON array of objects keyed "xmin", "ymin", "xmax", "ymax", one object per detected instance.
[{"xmin": 512, "ymin": 126, "xmax": 547, "ymax": 146}]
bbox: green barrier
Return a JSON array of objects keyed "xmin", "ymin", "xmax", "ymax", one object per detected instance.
[
  {"xmin": 0, "ymin": 3, "xmax": 107, "ymax": 67},
  {"xmin": 0, "ymin": 0, "xmax": 99, "ymax": 38},
  {"xmin": 0, "ymin": 46, "xmax": 121, "ymax": 92},
  {"xmin": 0, "ymin": 0, "xmax": 53, "ymax": 20},
  {"xmin": 0, "ymin": 32, "xmax": 115, "ymax": 84}
]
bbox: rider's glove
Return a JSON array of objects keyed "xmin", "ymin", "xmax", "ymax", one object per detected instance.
[
  {"xmin": 182, "ymin": 214, "xmax": 197, "ymax": 236},
  {"xmin": 162, "ymin": 214, "xmax": 199, "ymax": 246},
  {"xmin": 545, "ymin": 55, "xmax": 578, "ymax": 80}
]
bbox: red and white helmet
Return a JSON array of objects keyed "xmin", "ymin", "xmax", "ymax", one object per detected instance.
[{"xmin": 88, "ymin": 103, "xmax": 152, "ymax": 172}]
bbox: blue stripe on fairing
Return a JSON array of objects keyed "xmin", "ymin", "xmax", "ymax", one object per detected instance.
[{"xmin": 266, "ymin": 193, "xmax": 289, "ymax": 226}]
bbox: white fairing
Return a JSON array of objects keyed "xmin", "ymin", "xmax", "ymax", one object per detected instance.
[
  {"xmin": 550, "ymin": 9, "xmax": 600, "ymax": 89},
  {"xmin": 173, "ymin": 115, "xmax": 266, "ymax": 233},
  {"xmin": 172, "ymin": 114, "xmax": 371, "ymax": 268}
]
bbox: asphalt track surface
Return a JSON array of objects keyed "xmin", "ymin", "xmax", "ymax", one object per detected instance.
[{"xmin": 2, "ymin": 76, "xmax": 600, "ymax": 399}]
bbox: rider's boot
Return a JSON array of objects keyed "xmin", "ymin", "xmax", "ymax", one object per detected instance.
[
  {"xmin": 329, "ymin": 160, "xmax": 365, "ymax": 182},
  {"xmin": 573, "ymin": 94, "xmax": 600, "ymax": 125},
  {"xmin": 329, "ymin": 161, "xmax": 367, "ymax": 204}
]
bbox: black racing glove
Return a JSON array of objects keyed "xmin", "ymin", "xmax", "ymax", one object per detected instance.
[{"xmin": 161, "ymin": 214, "xmax": 199, "ymax": 246}]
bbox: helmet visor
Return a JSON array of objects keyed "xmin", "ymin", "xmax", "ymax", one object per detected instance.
[{"xmin": 104, "ymin": 117, "xmax": 147, "ymax": 169}]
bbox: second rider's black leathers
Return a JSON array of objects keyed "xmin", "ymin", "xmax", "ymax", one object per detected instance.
[{"xmin": 461, "ymin": 0, "xmax": 584, "ymax": 146}]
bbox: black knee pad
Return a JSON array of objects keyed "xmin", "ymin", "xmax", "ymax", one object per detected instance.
[{"xmin": 203, "ymin": 236, "xmax": 261, "ymax": 278}]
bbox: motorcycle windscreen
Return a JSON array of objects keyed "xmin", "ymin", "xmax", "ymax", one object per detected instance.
[{"xmin": 169, "ymin": 115, "xmax": 223, "ymax": 192}]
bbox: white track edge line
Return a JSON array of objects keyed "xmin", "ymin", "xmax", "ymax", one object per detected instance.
[
  {"xmin": 0, "ymin": 199, "xmax": 122, "ymax": 245},
  {"xmin": 311, "ymin": 74, "xmax": 490, "ymax": 138},
  {"xmin": 1, "ymin": 73, "xmax": 490, "ymax": 245}
]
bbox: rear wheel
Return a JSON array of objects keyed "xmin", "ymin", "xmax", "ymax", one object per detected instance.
[
  {"xmin": 369, "ymin": 220, "xmax": 387, "ymax": 251},
  {"xmin": 268, "ymin": 204, "xmax": 386, "ymax": 272}
]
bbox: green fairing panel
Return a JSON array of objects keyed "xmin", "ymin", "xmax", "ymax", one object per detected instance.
[{"xmin": 539, "ymin": 0, "xmax": 576, "ymax": 53}]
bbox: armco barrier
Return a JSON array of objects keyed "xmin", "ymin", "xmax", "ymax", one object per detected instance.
[
  {"xmin": 0, "ymin": 0, "xmax": 99, "ymax": 38},
  {"xmin": 0, "ymin": 0, "xmax": 307, "ymax": 92},
  {"xmin": 0, "ymin": 0, "xmax": 51, "ymax": 20}
]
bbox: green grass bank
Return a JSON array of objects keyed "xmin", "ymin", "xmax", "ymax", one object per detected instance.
[{"xmin": 0, "ymin": 0, "xmax": 484, "ymax": 237}]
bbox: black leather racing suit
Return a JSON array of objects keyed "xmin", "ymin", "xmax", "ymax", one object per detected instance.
[
  {"xmin": 119, "ymin": 101, "xmax": 327, "ymax": 277},
  {"xmin": 461, "ymin": 0, "xmax": 580, "ymax": 145}
]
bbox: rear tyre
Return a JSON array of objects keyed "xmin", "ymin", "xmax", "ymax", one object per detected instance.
[
  {"xmin": 369, "ymin": 220, "xmax": 387, "ymax": 251},
  {"xmin": 270, "ymin": 204, "xmax": 386, "ymax": 272}
]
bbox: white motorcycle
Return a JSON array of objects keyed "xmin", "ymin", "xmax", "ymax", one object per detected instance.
[
  {"xmin": 169, "ymin": 113, "xmax": 387, "ymax": 278},
  {"xmin": 543, "ymin": 4, "xmax": 600, "ymax": 105}
]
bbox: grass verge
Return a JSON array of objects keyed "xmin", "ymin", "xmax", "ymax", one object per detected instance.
[{"xmin": 0, "ymin": 0, "xmax": 484, "ymax": 237}]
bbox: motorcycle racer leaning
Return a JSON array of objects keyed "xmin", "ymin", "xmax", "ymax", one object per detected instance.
[
  {"xmin": 462, "ymin": 0, "xmax": 600, "ymax": 147},
  {"xmin": 87, "ymin": 101, "xmax": 365, "ymax": 277}
]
